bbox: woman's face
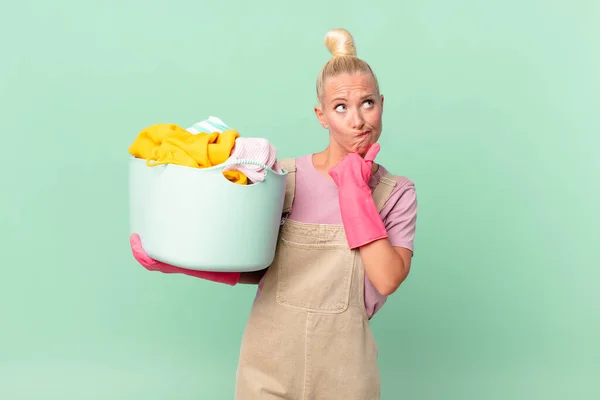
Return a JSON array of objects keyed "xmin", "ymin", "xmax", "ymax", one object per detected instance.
[{"xmin": 315, "ymin": 72, "xmax": 384, "ymax": 156}]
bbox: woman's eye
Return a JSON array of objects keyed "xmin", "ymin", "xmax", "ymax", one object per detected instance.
[
  {"xmin": 364, "ymin": 100, "xmax": 374, "ymax": 108},
  {"xmin": 335, "ymin": 104, "xmax": 346, "ymax": 112}
]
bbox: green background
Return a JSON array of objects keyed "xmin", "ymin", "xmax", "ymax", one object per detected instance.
[{"xmin": 1, "ymin": 0, "xmax": 598, "ymax": 399}]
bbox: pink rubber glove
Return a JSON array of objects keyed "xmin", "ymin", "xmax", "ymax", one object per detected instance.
[
  {"xmin": 129, "ymin": 233, "xmax": 240, "ymax": 285},
  {"xmin": 328, "ymin": 143, "xmax": 388, "ymax": 249}
]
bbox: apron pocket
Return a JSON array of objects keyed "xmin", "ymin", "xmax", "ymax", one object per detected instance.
[{"xmin": 275, "ymin": 238, "xmax": 354, "ymax": 313}]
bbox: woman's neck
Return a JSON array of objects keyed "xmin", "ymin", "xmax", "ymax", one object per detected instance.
[{"xmin": 311, "ymin": 145, "xmax": 345, "ymax": 178}]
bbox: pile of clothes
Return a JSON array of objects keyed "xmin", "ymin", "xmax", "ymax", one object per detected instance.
[{"xmin": 128, "ymin": 116, "xmax": 282, "ymax": 185}]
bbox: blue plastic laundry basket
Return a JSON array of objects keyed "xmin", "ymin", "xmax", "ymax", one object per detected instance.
[{"xmin": 129, "ymin": 157, "xmax": 288, "ymax": 272}]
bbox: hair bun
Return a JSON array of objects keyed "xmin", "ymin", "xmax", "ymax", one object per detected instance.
[{"xmin": 324, "ymin": 28, "xmax": 357, "ymax": 57}]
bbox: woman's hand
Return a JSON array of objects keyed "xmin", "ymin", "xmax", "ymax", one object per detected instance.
[
  {"xmin": 130, "ymin": 233, "xmax": 241, "ymax": 285},
  {"xmin": 328, "ymin": 143, "xmax": 388, "ymax": 249}
]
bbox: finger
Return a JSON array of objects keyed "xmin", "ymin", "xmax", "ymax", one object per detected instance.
[
  {"xmin": 364, "ymin": 143, "xmax": 380, "ymax": 163},
  {"xmin": 130, "ymin": 233, "xmax": 140, "ymax": 247},
  {"xmin": 328, "ymin": 168, "xmax": 340, "ymax": 184}
]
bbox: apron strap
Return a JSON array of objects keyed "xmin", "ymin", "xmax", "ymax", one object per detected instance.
[
  {"xmin": 371, "ymin": 164, "xmax": 399, "ymax": 213},
  {"xmin": 279, "ymin": 158, "xmax": 297, "ymax": 216}
]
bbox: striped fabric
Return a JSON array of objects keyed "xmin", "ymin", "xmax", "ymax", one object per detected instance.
[{"xmin": 186, "ymin": 116, "xmax": 231, "ymax": 134}]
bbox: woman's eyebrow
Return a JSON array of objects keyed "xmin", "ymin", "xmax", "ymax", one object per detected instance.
[{"xmin": 331, "ymin": 93, "xmax": 374, "ymax": 103}]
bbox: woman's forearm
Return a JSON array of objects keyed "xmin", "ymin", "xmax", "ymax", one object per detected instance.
[
  {"xmin": 238, "ymin": 268, "xmax": 268, "ymax": 284},
  {"xmin": 359, "ymin": 238, "xmax": 411, "ymax": 296}
]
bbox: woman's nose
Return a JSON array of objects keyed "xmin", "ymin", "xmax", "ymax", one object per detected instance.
[{"xmin": 351, "ymin": 112, "xmax": 365, "ymax": 130}]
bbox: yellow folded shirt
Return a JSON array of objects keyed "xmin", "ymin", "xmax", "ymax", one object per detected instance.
[{"xmin": 128, "ymin": 123, "xmax": 248, "ymax": 185}]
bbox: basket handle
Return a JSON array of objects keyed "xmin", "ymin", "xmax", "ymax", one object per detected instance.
[{"xmin": 222, "ymin": 158, "xmax": 272, "ymax": 171}]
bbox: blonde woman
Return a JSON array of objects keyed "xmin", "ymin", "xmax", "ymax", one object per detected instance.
[{"xmin": 131, "ymin": 28, "xmax": 418, "ymax": 399}]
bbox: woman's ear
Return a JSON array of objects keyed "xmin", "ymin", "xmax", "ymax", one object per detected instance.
[
  {"xmin": 314, "ymin": 105, "xmax": 329, "ymax": 129},
  {"xmin": 380, "ymin": 94, "xmax": 384, "ymax": 109}
]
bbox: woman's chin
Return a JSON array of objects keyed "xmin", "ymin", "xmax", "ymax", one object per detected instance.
[{"xmin": 354, "ymin": 141, "xmax": 372, "ymax": 155}]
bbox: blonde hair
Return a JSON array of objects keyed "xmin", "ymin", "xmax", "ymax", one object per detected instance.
[{"xmin": 316, "ymin": 28, "xmax": 379, "ymax": 102}]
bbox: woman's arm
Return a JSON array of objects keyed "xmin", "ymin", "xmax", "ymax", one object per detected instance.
[
  {"xmin": 238, "ymin": 268, "xmax": 268, "ymax": 284},
  {"xmin": 326, "ymin": 146, "xmax": 417, "ymax": 297},
  {"xmin": 359, "ymin": 240, "xmax": 412, "ymax": 296}
]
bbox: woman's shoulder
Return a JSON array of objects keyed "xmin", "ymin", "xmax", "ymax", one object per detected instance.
[
  {"xmin": 373, "ymin": 164, "xmax": 416, "ymax": 194},
  {"xmin": 373, "ymin": 164, "xmax": 418, "ymax": 251},
  {"xmin": 278, "ymin": 154, "xmax": 311, "ymax": 168}
]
